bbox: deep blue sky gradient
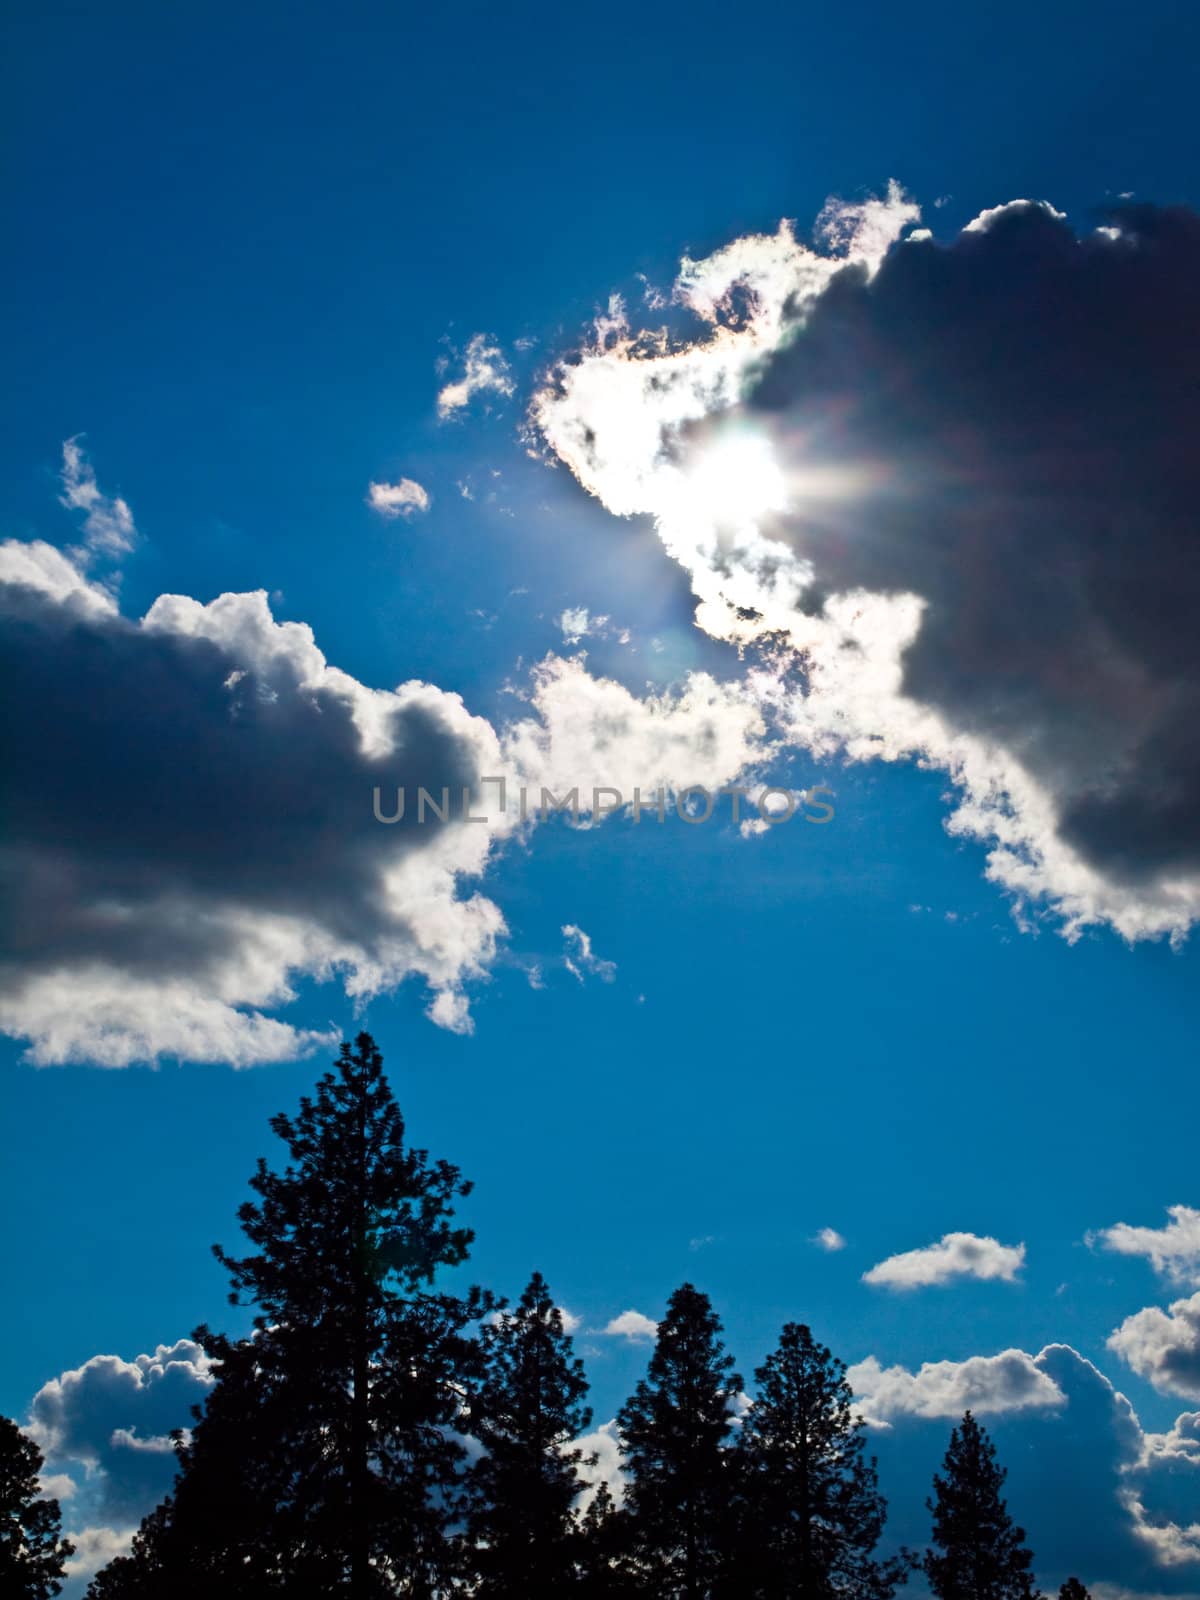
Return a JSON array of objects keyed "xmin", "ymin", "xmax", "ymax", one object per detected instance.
[{"xmin": 4, "ymin": 1, "xmax": 1200, "ymax": 1584}]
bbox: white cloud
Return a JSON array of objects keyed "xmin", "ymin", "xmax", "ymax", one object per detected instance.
[
  {"xmin": 1092, "ymin": 1207, "xmax": 1200, "ymax": 1288},
  {"xmin": 847, "ymin": 1348, "xmax": 1065, "ymax": 1428},
  {"xmin": 437, "ymin": 333, "xmax": 514, "ymax": 418},
  {"xmin": 562, "ymin": 924, "xmax": 616, "ymax": 983},
  {"xmin": 556, "ymin": 607, "xmax": 631, "ymax": 649},
  {"xmin": 603, "ymin": 1310, "xmax": 658, "ymax": 1343},
  {"xmin": 366, "ymin": 477, "xmax": 430, "ymax": 518},
  {"xmin": 574, "ymin": 1418, "xmax": 624, "ymax": 1511},
  {"xmin": 559, "ymin": 605, "xmax": 593, "ymax": 644},
  {"xmin": 0, "ymin": 537, "xmax": 117, "ymax": 616},
  {"xmin": 63, "ymin": 1525, "xmax": 135, "ymax": 1590},
  {"xmin": 812, "ymin": 1227, "xmax": 846, "ymax": 1252},
  {"xmin": 38, "ymin": 1472, "xmax": 77, "ymax": 1501},
  {"xmin": 59, "ymin": 437, "xmax": 137, "ymax": 559},
  {"xmin": 962, "ymin": 197, "xmax": 1067, "ymax": 234},
  {"xmin": 863, "ymin": 1231, "xmax": 1025, "ymax": 1290},
  {"xmin": 1109, "ymin": 1294, "xmax": 1200, "ymax": 1402},
  {"xmin": 501, "ymin": 654, "xmax": 770, "ymax": 816}
]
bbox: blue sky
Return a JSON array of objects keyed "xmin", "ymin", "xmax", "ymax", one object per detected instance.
[{"xmin": 5, "ymin": 1, "xmax": 1200, "ymax": 1592}]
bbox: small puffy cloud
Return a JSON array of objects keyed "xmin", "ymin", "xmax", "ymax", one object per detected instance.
[
  {"xmin": 1092, "ymin": 1207, "xmax": 1200, "ymax": 1288},
  {"xmin": 59, "ymin": 437, "xmax": 137, "ymax": 559},
  {"xmin": 366, "ymin": 478, "xmax": 430, "ymax": 518},
  {"xmin": 863, "ymin": 1231, "xmax": 1025, "ymax": 1290},
  {"xmin": 562, "ymin": 924, "xmax": 616, "ymax": 983},
  {"xmin": 847, "ymin": 1348, "xmax": 1065, "ymax": 1427},
  {"xmin": 603, "ymin": 1310, "xmax": 658, "ymax": 1343},
  {"xmin": 1109, "ymin": 1294, "xmax": 1200, "ymax": 1401},
  {"xmin": 29, "ymin": 1339, "xmax": 213, "ymax": 1523},
  {"xmin": 812, "ymin": 1227, "xmax": 846, "ymax": 1252},
  {"xmin": 559, "ymin": 606, "xmax": 593, "ymax": 644},
  {"xmin": 556, "ymin": 607, "xmax": 630, "ymax": 648},
  {"xmin": 437, "ymin": 333, "xmax": 514, "ymax": 418}
]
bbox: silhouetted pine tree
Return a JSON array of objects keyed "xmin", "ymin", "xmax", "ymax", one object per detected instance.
[
  {"xmin": 464, "ymin": 1271, "xmax": 593, "ymax": 1594},
  {"xmin": 1058, "ymin": 1581, "xmax": 1090, "ymax": 1600},
  {"xmin": 88, "ymin": 1032, "xmax": 488, "ymax": 1598},
  {"xmin": 575, "ymin": 1483, "xmax": 640, "ymax": 1598},
  {"xmin": 925, "ymin": 1412, "xmax": 1040, "ymax": 1600},
  {"xmin": 733, "ymin": 1323, "xmax": 914, "ymax": 1598},
  {"xmin": 0, "ymin": 1416, "xmax": 74, "ymax": 1599},
  {"xmin": 84, "ymin": 1502, "xmax": 170, "ymax": 1598},
  {"xmin": 616, "ymin": 1283, "xmax": 741, "ymax": 1598}
]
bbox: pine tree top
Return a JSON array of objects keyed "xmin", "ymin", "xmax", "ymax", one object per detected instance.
[{"xmin": 212, "ymin": 1032, "xmax": 475, "ymax": 1331}]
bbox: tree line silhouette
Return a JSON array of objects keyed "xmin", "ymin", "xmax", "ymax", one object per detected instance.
[{"xmin": 2, "ymin": 1035, "xmax": 1096, "ymax": 1598}]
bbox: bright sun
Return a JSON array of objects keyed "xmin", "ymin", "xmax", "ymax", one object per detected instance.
[{"xmin": 682, "ymin": 428, "xmax": 789, "ymax": 527}]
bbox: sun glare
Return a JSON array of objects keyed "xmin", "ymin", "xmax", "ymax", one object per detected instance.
[{"xmin": 682, "ymin": 428, "xmax": 789, "ymax": 527}]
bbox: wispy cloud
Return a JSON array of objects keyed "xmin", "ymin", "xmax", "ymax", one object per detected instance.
[
  {"xmin": 557, "ymin": 606, "xmax": 630, "ymax": 648},
  {"xmin": 562, "ymin": 923, "xmax": 616, "ymax": 983},
  {"xmin": 59, "ymin": 437, "xmax": 137, "ymax": 559},
  {"xmin": 437, "ymin": 333, "xmax": 514, "ymax": 419}
]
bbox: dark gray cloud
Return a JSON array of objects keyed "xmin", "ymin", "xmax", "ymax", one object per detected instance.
[
  {"xmin": 1, "ymin": 586, "xmax": 474, "ymax": 967},
  {"xmin": 740, "ymin": 200, "xmax": 1200, "ymax": 891},
  {"xmin": 0, "ymin": 565, "xmax": 505, "ymax": 1062},
  {"xmin": 865, "ymin": 1342, "xmax": 1200, "ymax": 1591},
  {"xmin": 30, "ymin": 1340, "xmax": 212, "ymax": 1524}
]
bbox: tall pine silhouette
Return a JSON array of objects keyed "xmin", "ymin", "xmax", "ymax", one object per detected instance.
[
  {"xmin": 733, "ymin": 1323, "xmax": 913, "ymax": 1598},
  {"xmin": 616, "ymin": 1283, "xmax": 741, "ymax": 1598},
  {"xmin": 926, "ymin": 1411, "xmax": 1040, "ymax": 1600},
  {"xmin": 465, "ymin": 1271, "xmax": 593, "ymax": 1593},
  {"xmin": 0, "ymin": 1415, "xmax": 74, "ymax": 1599},
  {"xmin": 89, "ymin": 1032, "xmax": 487, "ymax": 1597}
]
